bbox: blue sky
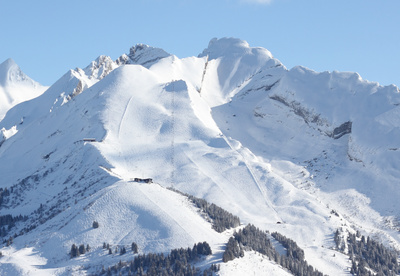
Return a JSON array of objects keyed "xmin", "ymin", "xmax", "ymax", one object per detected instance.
[{"xmin": 0, "ymin": 0, "xmax": 399, "ymax": 86}]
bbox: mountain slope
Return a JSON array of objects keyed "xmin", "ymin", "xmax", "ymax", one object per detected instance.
[
  {"xmin": 0, "ymin": 58, "xmax": 48, "ymax": 121},
  {"xmin": 0, "ymin": 38, "xmax": 399, "ymax": 275}
]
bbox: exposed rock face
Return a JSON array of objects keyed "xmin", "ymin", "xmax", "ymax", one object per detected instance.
[
  {"xmin": 269, "ymin": 95, "xmax": 353, "ymax": 140},
  {"xmin": 83, "ymin": 55, "xmax": 117, "ymax": 81},
  {"xmin": 0, "ymin": 129, "xmax": 5, "ymax": 147},
  {"xmin": 269, "ymin": 94, "xmax": 329, "ymax": 129},
  {"xmin": 118, "ymin": 44, "xmax": 171, "ymax": 68},
  {"xmin": 331, "ymin": 121, "xmax": 352, "ymax": 139}
]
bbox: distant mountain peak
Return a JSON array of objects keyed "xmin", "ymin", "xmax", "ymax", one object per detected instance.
[
  {"xmin": 0, "ymin": 58, "xmax": 48, "ymax": 120},
  {"xmin": 1, "ymin": 57, "xmax": 16, "ymax": 68},
  {"xmin": 0, "ymin": 58, "xmax": 29, "ymax": 86}
]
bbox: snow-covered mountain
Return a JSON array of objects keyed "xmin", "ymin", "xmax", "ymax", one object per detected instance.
[
  {"xmin": 0, "ymin": 37, "xmax": 399, "ymax": 275},
  {"xmin": 0, "ymin": 58, "xmax": 48, "ymax": 121}
]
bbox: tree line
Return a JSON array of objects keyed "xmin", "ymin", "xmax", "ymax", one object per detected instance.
[
  {"xmin": 98, "ymin": 241, "xmax": 213, "ymax": 275},
  {"xmin": 334, "ymin": 229, "xmax": 399, "ymax": 275},
  {"xmin": 0, "ymin": 214, "xmax": 28, "ymax": 241},
  {"xmin": 168, "ymin": 187, "xmax": 240, "ymax": 232},
  {"xmin": 0, "ymin": 187, "xmax": 11, "ymax": 206},
  {"xmin": 223, "ymin": 224, "xmax": 325, "ymax": 276},
  {"xmin": 271, "ymin": 231, "xmax": 305, "ymax": 262}
]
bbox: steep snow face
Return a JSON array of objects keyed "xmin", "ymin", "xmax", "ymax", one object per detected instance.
[
  {"xmin": 271, "ymin": 67, "xmax": 400, "ymax": 176},
  {"xmin": 198, "ymin": 37, "xmax": 284, "ymax": 107},
  {"xmin": 211, "ymin": 58, "xmax": 400, "ymax": 224},
  {"xmin": 0, "ymin": 59, "xmax": 48, "ymax": 120}
]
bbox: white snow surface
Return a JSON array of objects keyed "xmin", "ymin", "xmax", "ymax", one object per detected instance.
[
  {"xmin": 218, "ymin": 250, "xmax": 293, "ymax": 276},
  {"xmin": 0, "ymin": 37, "xmax": 399, "ymax": 275},
  {"xmin": 0, "ymin": 58, "xmax": 48, "ymax": 121}
]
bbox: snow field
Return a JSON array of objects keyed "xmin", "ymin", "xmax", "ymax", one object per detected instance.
[{"xmin": 0, "ymin": 37, "xmax": 399, "ymax": 275}]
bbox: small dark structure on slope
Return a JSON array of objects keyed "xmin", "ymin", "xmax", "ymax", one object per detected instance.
[
  {"xmin": 132, "ymin": 178, "xmax": 153, "ymax": 184},
  {"xmin": 83, "ymin": 138, "xmax": 96, "ymax": 142}
]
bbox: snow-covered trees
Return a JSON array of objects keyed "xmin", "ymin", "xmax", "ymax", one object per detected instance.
[
  {"xmin": 78, "ymin": 244, "xmax": 86, "ymax": 255},
  {"xmin": 99, "ymin": 241, "xmax": 212, "ymax": 275},
  {"xmin": 70, "ymin": 244, "xmax": 79, "ymax": 258},
  {"xmin": 70, "ymin": 243, "xmax": 90, "ymax": 258},
  {"xmin": 223, "ymin": 237, "xmax": 244, "ymax": 262},
  {"xmin": 0, "ymin": 213, "xmax": 28, "ymax": 239},
  {"xmin": 131, "ymin": 242, "xmax": 138, "ymax": 254},
  {"xmin": 223, "ymin": 224, "xmax": 324, "ymax": 276},
  {"xmin": 335, "ymin": 229, "xmax": 399, "ymax": 275},
  {"xmin": 0, "ymin": 187, "xmax": 10, "ymax": 206},
  {"xmin": 271, "ymin": 231, "xmax": 304, "ymax": 261}
]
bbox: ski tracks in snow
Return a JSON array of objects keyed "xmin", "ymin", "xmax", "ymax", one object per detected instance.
[
  {"xmin": 117, "ymin": 96, "xmax": 134, "ymax": 139},
  {"xmin": 222, "ymin": 135, "xmax": 283, "ymax": 222}
]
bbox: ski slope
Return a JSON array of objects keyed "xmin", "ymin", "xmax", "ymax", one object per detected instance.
[{"xmin": 0, "ymin": 38, "xmax": 399, "ymax": 275}]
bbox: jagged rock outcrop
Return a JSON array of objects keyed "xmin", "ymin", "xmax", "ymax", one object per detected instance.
[
  {"xmin": 117, "ymin": 44, "xmax": 171, "ymax": 68},
  {"xmin": 330, "ymin": 121, "xmax": 352, "ymax": 139}
]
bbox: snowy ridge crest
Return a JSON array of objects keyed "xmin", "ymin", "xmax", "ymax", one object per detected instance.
[
  {"xmin": 117, "ymin": 44, "xmax": 171, "ymax": 68},
  {"xmin": 197, "ymin": 37, "xmax": 285, "ymax": 106}
]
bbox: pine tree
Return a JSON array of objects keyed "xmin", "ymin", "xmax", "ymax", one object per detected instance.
[
  {"xmin": 70, "ymin": 244, "xmax": 79, "ymax": 258},
  {"xmin": 131, "ymin": 242, "xmax": 138, "ymax": 254},
  {"xmin": 92, "ymin": 221, "xmax": 99, "ymax": 229},
  {"xmin": 334, "ymin": 229, "xmax": 340, "ymax": 248},
  {"xmin": 78, "ymin": 244, "xmax": 86, "ymax": 255}
]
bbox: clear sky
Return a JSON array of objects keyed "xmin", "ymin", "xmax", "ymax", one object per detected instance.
[{"xmin": 0, "ymin": 0, "xmax": 399, "ymax": 87}]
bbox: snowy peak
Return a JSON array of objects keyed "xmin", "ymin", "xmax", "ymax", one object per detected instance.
[
  {"xmin": 83, "ymin": 55, "xmax": 118, "ymax": 81},
  {"xmin": 0, "ymin": 58, "xmax": 48, "ymax": 120},
  {"xmin": 51, "ymin": 44, "xmax": 171, "ymax": 106},
  {"xmin": 0, "ymin": 58, "xmax": 35, "ymax": 87},
  {"xmin": 117, "ymin": 43, "xmax": 171, "ymax": 68},
  {"xmin": 199, "ymin": 37, "xmax": 274, "ymax": 61},
  {"xmin": 0, "ymin": 58, "xmax": 19, "ymax": 86},
  {"xmin": 198, "ymin": 38, "xmax": 285, "ymax": 106},
  {"xmin": 0, "ymin": 42, "xmax": 168, "ymax": 125},
  {"xmin": 41, "ymin": 56, "xmax": 119, "ymax": 109}
]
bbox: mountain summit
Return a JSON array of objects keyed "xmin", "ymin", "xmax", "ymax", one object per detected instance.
[
  {"xmin": 0, "ymin": 38, "xmax": 399, "ymax": 275},
  {"xmin": 0, "ymin": 58, "xmax": 26, "ymax": 86},
  {"xmin": 0, "ymin": 58, "xmax": 48, "ymax": 120}
]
